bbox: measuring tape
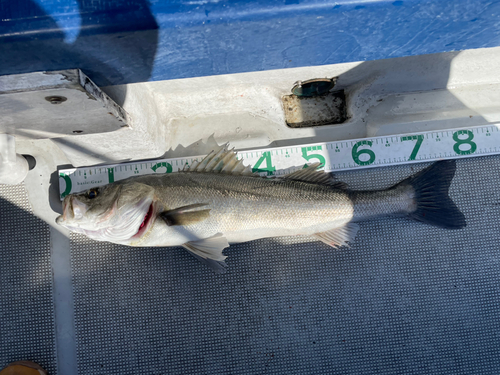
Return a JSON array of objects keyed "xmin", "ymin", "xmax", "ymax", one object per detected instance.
[{"xmin": 59, "ymin": 124, "xmax": 499, "ymax": 199}]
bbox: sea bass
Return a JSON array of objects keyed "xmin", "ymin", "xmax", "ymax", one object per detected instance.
[{"xmin": 56, "ymin": 146, "xmax": 466, "ymax": 272}]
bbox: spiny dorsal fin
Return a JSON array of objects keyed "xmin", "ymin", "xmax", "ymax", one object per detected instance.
[
  {"xmin": 284, "ymin": 163, "xmax": 348, "ymax": 189},
  {"xmin": 183, "ymin": 144, "xmax": 257, "ymax": 176}
]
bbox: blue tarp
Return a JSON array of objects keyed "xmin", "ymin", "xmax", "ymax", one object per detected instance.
[{"xmin": 2, "ymin": 0, "xmax": 500, "ymax": 86}]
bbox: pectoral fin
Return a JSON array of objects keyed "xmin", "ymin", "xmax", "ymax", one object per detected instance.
[
  {"xmin": 312, "ymin": 223, "xmax": 360, "ymax": 248},
  {"xmin": 160, "ymin": 203, "xmax": 211, "ymax": 226}
]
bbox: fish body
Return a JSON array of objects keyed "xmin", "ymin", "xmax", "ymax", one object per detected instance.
[{"xmin": 56, "ymin": 146, "xmax": 466, "ymax": 271}]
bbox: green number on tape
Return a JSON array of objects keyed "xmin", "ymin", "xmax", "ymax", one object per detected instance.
[
  {"xmin": 453, "ymin": 130, "xmax": 477, "ymax": 155},
  {"xmin": 352, "ymin": 140, "xmax": 375, "ymax": 166},
  {"xmin": 301, "ymin": 146, "xmax": 325, "ymax": 168},
  {"xmin": 107, "ymin": 168, "xmax": 115, "ymax": 183},
  {"xmin": 59, "ymin": 173, "xmax": 72, "ymax": 199},
  {"xmin": 401, "ymin": 134, "xmax": 424, "ymax": 161},
  {"xmin": 151, "ymin": 162, "xmax": 173, "ymax": 173},
  {"xmin": 252, "ymin": 151, "xmax": 276, "ymax": 175}
]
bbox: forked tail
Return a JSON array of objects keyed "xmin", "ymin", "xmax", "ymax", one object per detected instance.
[{"xmin": 401, "ymin": 160, "xmax": 466, "ymax": 229}]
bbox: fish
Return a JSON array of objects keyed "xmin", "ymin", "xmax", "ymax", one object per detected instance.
[{"xmin": 56, "ymin": 145, "xmax": 466, "ymax": 272}]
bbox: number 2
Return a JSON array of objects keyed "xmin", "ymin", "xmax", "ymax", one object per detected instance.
[{"xmin": 151, "ymin": 162, "xmax": 173, "ymax": 173}]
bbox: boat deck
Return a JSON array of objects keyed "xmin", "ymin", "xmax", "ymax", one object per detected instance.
[{"xmin": 1, "ymin": 155, "xmax": 499, "ymax": 374}]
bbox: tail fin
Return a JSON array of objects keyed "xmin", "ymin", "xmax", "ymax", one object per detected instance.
[{"xmin": 401, "ymin": 160, "xmax": 466, "ymax": 229}]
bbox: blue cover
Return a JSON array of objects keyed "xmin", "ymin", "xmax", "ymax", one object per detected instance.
[{"xmin": 1, "ymin": 0, "xmax": 500, "ymax": 86}]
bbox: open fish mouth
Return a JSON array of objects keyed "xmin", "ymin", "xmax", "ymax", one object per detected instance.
[
  {"xmin": 56, "ymin": 193, "xmax": 156, "ymax": 244},
  {"xmin": 133, "ymin": 203, "xmax": 155, "ymax": 238}
]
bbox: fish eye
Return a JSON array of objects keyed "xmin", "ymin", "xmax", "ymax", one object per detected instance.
[{"xmin": 87, "ymin": 188, "xmax": 99, "ymax": 199}]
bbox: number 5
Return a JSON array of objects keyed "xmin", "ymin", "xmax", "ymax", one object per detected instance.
[{"xmin": 302, "ymin": 146, "xmax": 325, "ymax": 168}]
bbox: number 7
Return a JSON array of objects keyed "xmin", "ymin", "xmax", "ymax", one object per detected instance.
[{"xmin": 400, "ymin": 135, "xmax": 424, "ymax": 161}]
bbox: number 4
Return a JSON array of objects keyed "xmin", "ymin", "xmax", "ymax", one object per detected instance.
[{"xmin": 252, "ymin": 151, "xmax": 276, "ymax": 175}]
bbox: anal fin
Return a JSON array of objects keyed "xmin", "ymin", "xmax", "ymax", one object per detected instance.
[
  {"xmin": 187, "ymin": 252, "xmax": 228, "ymax": 274},
  {"xmin": 182, "ymin": 233, "xmax": 229, "ymax": 273},
  {"xmin": 312, "ymin": 223, "xmax": 360, "ymax": 248}
]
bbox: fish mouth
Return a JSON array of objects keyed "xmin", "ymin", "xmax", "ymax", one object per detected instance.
[
  {"xmin": 57, "ymin": 195, "xmax": 78, "ymax": 224},
  {"xmin": 133, "ymin": 203, "xmax": 155, "ymax": 238}
]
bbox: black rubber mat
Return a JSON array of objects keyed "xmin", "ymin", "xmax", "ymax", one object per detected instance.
[
  {"xmin": 70, "ymin": 156, "xmax": 500, "ymax": 374},
  {"xmin": 0, "ymin": 185, "xmax": 56, "ymax": 374}
]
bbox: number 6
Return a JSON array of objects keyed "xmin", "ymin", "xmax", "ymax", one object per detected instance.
[{"xmin": 352, "ymin": 141, "xmax": 375, "ymax": 166}]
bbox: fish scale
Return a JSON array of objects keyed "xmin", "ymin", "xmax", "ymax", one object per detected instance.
[{"xmin": 137, "ymin": 173, "xmax": 353, "ymax": 235}]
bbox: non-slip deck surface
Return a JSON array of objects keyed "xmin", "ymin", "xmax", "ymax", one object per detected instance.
[
  {"xmin": 69, "ymin": 156, "xmax": 500, "ymax": 374},
  {"xmin": 0, "ymin": 185, "xmax": 56, "ymax": 374}
]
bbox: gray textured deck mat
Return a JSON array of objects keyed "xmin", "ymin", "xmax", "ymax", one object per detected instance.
[
  {"xmin": 0, "ymin": 185, "xmax": 56, "ymax": 374},
  {"xmin": 71, "ymin": 156, "xmax": 500, "ymax": 375}
]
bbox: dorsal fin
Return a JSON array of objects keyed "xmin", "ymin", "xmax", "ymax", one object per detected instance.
[
  {"xmin": 284, "ymin": 163, "xmax": 348, "ymax": 189},
  {"xmin": 183, "ymin": 144, "xmax": 256, "ymax": 176}
]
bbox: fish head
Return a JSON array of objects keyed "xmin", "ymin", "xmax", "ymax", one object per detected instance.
[{"xmin": 56, "ymin": 182, "xmax": 159, "ymax": 243}]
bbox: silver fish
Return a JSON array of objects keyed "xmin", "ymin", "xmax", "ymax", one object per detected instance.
[{"xmin": 56, "ymin": 146, "xmax": 466, "ymax": 272}]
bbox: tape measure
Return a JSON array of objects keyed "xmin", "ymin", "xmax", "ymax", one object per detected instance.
[{"xmin": 59, "ymin": 124, "xmax": 499, "ymax": 199}]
